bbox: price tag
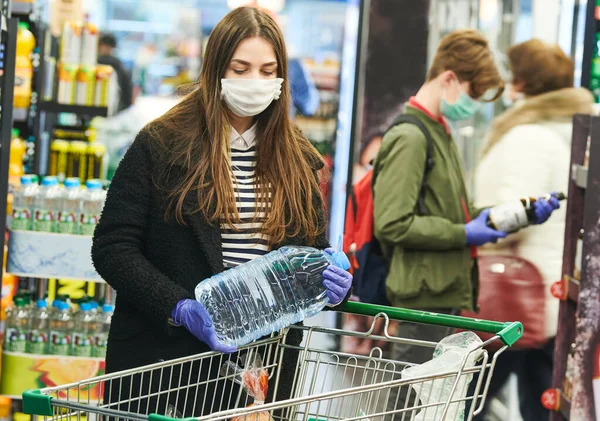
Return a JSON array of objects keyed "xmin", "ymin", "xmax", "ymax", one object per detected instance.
[{"xmin": 541, "ymin": 388, "xmax": 560, "ymax": 411}]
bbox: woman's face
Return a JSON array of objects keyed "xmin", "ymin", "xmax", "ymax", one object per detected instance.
[{"xmin": 224, "ymin": 36, "xmax": 278, "ymax": 80}]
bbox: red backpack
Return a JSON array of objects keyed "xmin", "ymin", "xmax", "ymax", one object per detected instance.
[{"xmin": 343, "ymin": 114, "xmax": 434, "ymax": 305}]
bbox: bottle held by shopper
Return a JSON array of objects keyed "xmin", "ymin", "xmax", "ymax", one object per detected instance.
[
  {"xmin": 72, "ymin": 302, "xmax": 95, "ymax": 357},
  {"xmin": 93, "ymin": 303, "xmax": 113, "ymax": 358},
  {"xmin": 57, "ymin": 177, "xmax": 81, "ymax": 234},
  {"xmin": 33, "ymin": 176, "xmax": 62, "ymax": 232},
  {"xmin": 11, "ymin": 175, "xmax": 38, "ymax": 230},
  {"xmin": 194, "ymin": 246, "xmax": 350, "ymax": 348},
  {"xmin": 486, "ymin": 192, "xmax": 566, "ymax": 233},
  {"xmin": 48, "ymin": 301, "xmax": 72, "ymax": 355},
  {"xmin": 27, "ymin": 299, "xmax": 49, "ymax": 354},
  {"xmin": 4, "ymin": 296, "xmax": 30, "ymax": 352},
  {"xmin": 80, "ymin": 179, "xmax": 106, "ymax": 235}
]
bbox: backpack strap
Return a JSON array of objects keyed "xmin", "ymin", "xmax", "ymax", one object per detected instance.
[{"xmin": 384, "ymin": 114, "xmax": 435, "ymax": 215}]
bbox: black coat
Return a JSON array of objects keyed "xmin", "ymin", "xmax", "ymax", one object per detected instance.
[{"xmin": 92, "ymin": 129, "xmax": 335, "ymax": 417}]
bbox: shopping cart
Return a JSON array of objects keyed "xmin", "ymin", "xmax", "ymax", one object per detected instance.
[{"xmin": 22, "ymin": 302, "xmax": 522, "ymax": 421}]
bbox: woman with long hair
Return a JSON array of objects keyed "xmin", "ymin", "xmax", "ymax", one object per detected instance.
[{"xmin": 92, "ymin": 6, "xmax": 352, "ymax": 417}]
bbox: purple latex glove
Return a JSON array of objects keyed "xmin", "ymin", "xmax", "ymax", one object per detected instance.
[
  {"xmin": 465, "ymin": 208, "xmax": 508, "ymax": 246},
  {"xmin": 171, "ymin": 299, "xmax": 237, "ymax": 354},
  {"xmin": 531, "ymin": 195, "xmax": 560, "ymax": 225},
  {"xmin": 323, "ymin": 248, "xmax": 353, "ymax": 305}
]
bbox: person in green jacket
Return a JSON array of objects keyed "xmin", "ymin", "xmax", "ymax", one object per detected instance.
[{"xmin": 374, "ymin": 29, "xmax": 506, "ymax": 417}]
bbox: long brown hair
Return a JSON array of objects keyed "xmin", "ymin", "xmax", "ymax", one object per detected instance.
[{"xmin": 147, "ymin": 6, "xmax": 324, "ymax": 246}]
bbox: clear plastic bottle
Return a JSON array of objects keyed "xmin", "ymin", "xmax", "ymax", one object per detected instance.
[
  {"xmin": 33, "ymin": 176, "xmax": 62, "ymax": 232},
  {"xmin": 4, "ymin": 296, "xmax": 31, "ymax": 352},
  {"xmin": 79, "ymin": 179, "xmax": 106, "ymax": 235},
  {"xmin": 194, "ymin": 246, "xmax": 350, "ymax": 348},
  {"xmin": 48, "ymin": 301, "xmax": 72, "ymax": 355},
  {"xmin": 57, "ymin": 177, "xmax": 81, "ymax": 234},
  {"xmin": 72, "ymin": 302, "xmax": 95, "ymax": 357},
  {"xmin": 27, "ymin": 299, "xmax": 50, "ymax": 354},
  {"xmin": 93, "ymin": 303, "xmax": 113, "ymax": 358},
  {"xmin": 11, "ymin": 175, "xmax": 38, "ymax": 230}
]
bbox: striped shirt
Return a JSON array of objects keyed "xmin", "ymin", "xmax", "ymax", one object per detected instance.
[{"xmin": 222, "ymin": 124, "xmax": 271, "ymax": 268}]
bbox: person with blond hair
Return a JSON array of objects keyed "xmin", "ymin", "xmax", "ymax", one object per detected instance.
[{"xmin": 473, "ymin": 39, "xmax": 594, "ymax": 421}]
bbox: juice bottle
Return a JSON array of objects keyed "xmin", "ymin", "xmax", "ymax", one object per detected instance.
[
  {"xmin": 14, "ymin": 22, "xmax": 35, "ymax": 109},
  {"xmin": 8, "ymin": 129, "xmax": 25, "ymax": 185}
]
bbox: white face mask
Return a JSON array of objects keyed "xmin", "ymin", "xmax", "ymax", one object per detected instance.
[{"xmin": 221, "ymin": 78, "xmax": 284, "ymax": 117}]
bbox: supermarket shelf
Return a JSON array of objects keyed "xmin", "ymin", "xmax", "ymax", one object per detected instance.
[
  {"xmin": 12, "ymin": 107, "xmax": 27, "ymax": 122},
  {"xmin": 559, "ymin": 391, "xmax": 571, "ymax": 420},
  {"xmin": 1, "ymin": 14, "xmax": 7, "ymax": 32},
  {"xmin": 38, "ymin": 102, "xmax": 108, "ymax": 118},
  {"xmin": 10, "ymin": 1, "xmax": 33, "ymax": 16},
  {"xmin": 571, "ymin": 164, "xmax": 588, "ymax": 189}
]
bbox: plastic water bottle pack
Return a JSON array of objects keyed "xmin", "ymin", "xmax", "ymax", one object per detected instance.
[{"xmin": 195, "ymin": 246, "xmax": 350, "ymax": 348}]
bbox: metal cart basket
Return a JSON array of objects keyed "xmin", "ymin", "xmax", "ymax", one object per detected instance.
[{"xmin": 22, "ymin": 302, "xmax": 522, "ymax": 421}]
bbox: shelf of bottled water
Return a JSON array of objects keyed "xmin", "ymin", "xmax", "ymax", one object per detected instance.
[
  {"xmin": 10, "ymin": 174, "xmax": 106, "ymax": 235},
  {"xmin": 3, "ymin": 294, "xmax": 113, "ymax": 358}
]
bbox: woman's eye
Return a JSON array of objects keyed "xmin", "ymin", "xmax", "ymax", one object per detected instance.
[
  {"xmin": 233, "ymin": 69, "xmax": 246, "ymax": 75},
  {"xmin": 262, "ymin": 71, "xmax": 275, "ymax": 76}
]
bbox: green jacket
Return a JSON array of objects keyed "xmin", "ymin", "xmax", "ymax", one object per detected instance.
[{"xmin": 373, "ymin": 105, "xmax": 480, "ymax": 311}]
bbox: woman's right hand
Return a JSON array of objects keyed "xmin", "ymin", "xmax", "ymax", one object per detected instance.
[{"xmin": 171, "ymin": 300, "xmax": 237, "ymax": 354}]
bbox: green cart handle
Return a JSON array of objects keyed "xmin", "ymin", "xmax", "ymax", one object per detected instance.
[{"xmin": 340, "ymin": 301, "xmax": 523, "ymax": 347}]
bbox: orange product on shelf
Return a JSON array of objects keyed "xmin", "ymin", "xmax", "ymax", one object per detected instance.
[
  {"xmin": 0, "ymin": 395, "xmax": 11, "ymax": 421},
  {"xmin": 81, "ymin": 22, "xmax": 98, "ymax": 66},
  {"xmin": 8, "ymin": 129, "xmax": 25, "ymax": 186},
  {"xmin": 13, "ymin": 22, "xmax": 35, "ymax": 109},
  {"xmin": 60, "ymin": 21, "xmax": 83, "ymax": 64},
  {"xmin": 75, "ymin": 65, "xmax": 96, "ymax": 106},
  {"xmin": 95, "ymin": 65, "xmax": 114, "ymax": 107},
  {"xmin": 57, "ymin": 62, "xmax": 78, "ymax": 104}
]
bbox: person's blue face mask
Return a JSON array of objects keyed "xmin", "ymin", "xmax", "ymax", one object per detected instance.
[{"xmin": 440, "ymin": 81, "xmax": 481, "ymax": 121}]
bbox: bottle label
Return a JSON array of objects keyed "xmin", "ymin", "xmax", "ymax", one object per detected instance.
[
  {"xmin": 26, "ymin": 329, "xmax": 48, "ymax": 354},
  {"xmin": 11, "ymin": 207, "xmax": 31, "ymax": 230},
  {"xmin": 57, "ymin": 211, "xmax": 78, "ymax": 234},
  {"xmin": 93, "ymin": 333, "xmax": 107, "ymax": 357},
  {"xmin": 79, "ymin": 213, "xmax": 99, "ymax": 235},
  {"xmin": 48, "ymin": 331, "xmax": 72, "ymax": 355},
  {"xmin": 72, "ymin": 332, "xmax": 93, "ymax": 357},
  {"xmin": 488, "ymin": 202, "xmax": 528, "ymax": 233},
  {"xmin": 33, "ymin": 208, "xmax": 56, "ymax": 232},
  {"xmin": 4, "ymin": 327, "xmax": 27, "ymax": 352}
]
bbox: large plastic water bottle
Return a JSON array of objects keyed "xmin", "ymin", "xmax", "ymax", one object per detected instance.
[
  {"xmin": 79, "ymin": 179, "xmax": 106, "ymax": 235},
  {"xmin": 33, "ymin": 176, "xmax": 62, "ymax": 232},
  {"xmin": 72, "ymin": 302, "xmax": 95, "ymax": 357},
  {"xmin": 57, "ymin": 177, "xmax": 81, "ymax": 234},
  {"xmin": 3, "ymin": 296, "xmax": 30, "ymax": 352},
  {"xmin": 93, "ymin": 303, "xmax": 113, "ymax": 358},
  {"xmin": 48, "ymin": 301, "xmax": 72, "ymax": 355},
  {"xmin": 194, "ymin": 246, "xmax": 350, "ymax": 348},
  {"xmin": 27, "ymin": 299, "xmax": 49, "ymax": 354},
  {"xmin": 11, "ymin": 175, "xmax": 38, "ymax": 230}
]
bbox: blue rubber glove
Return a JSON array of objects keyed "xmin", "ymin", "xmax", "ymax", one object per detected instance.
[
  {"xmin": 531, "ymin": 195, "xmax": 560, "ymax": 225},
  {"xmin": 171, "ymin": 299, "xmax": 237, "ymax": 354},
  {"xmin": 323, "ymin": 248, "xmax": 353, "ymax": 305},
  {"xmin": 465, "ymin": 208, "xmax": 508, "ymax": 246}
]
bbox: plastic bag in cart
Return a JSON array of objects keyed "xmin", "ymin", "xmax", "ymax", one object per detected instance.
[
  {"xmin": 401, "ymin": 332, "xmax": 483, "ymax": 421},
  {"xmin": 221, "ymin": 354, "xmax": 274, "ymax": 421}
]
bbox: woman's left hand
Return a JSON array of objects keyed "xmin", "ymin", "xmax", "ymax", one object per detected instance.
[
  {"xmin": 323, "ymin": 248, "xmax": 353, "ymax": 305},
  {"xmin": 532, "ymin": 195, "xmax": 560, "ymax": 225}
]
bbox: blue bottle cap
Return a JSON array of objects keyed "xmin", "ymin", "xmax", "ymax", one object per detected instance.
[
  {"xmin": 20, "ymin": 175, "xmax": 33, "ymax": 185},
  {"xmin": 102, "ymin": 304, "xmax": 114, "ymax": 313},
  {"xmin": 58, "ymin": 301, "xmax": 70, "ymax": 311},
  {"xmin": 85, "ymin": 179, "xmax": 102, "ymax": 189},
  {"xmin": 52, "ymin": 299, "xmax": 62, "ymax": 308},
  {"xmin": 80, "ymin": 302, "xmax": 92, "ymax": 312},
  {"xmin": 64, "ymin": 178, "xmax": 81, "ymax": 188},
  {"xmin": 332, "ymin": 251, "xmax": 351, "ymax": 271},
  {"xmin": 90, "ymin": 301, "xmax": 99, "ymax": 310},
  {"xmin": 36, "ymin": 299, "xmax": 47, "ymax": 308},
  {"xmin": 42, "ymin": 176, "xmax": 59, "ymax": 186}
]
